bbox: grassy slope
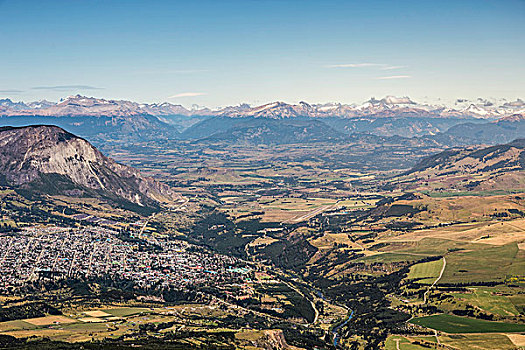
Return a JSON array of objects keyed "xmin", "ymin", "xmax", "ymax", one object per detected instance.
[
  {"xmin": 410, "ymin": 314, "xmax": 525, "ymax": 333},
  {"xmin": 453, "ymin": 288, "xmax": 520, "ymax": 316},
  {"xmin": 441, "ymin": 242, "xmax": 524, "ymax": 284},
  {"xmin": 439, "ymin": 334, "xmax": 517, "ymax": 350},
  {"xmin": 406, "ymin": 259, "xmax": 444, "ymax": 284}
]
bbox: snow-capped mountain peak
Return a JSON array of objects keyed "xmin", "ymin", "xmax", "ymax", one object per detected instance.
[{"xmin": 0, "ymin": 95, "xmax": 523, "ymax": 120}]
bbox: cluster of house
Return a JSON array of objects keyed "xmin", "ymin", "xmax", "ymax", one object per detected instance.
[{"xmin": 0, "ymin": 226, "xmax": 251, "ymax": 294}]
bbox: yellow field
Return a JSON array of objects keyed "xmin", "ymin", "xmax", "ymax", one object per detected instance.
[
  {"xmin": 235, "ymin": 329, "xmax": 303, "ymax": 350},
  {"xmin": 309, "ymin": 233, "xmax": 363, "ymax": 251},
  {"xmin": 248, "ymin": 236, "xmax": 279, "ymax": 247},
  {"xmin": 383, "ymin": 218, "xmax": 525, "ymax": 246},
  {"xmin": 78, "ymin": 317, "xmax": 104, "ymax": 323},
  {"xmin": 439, "ymin": 333, "xmax": 517, "ymax": 350},
  {"xmin": 24, "ymin": 315, "xmax": 76, "ymax": 326},
  {"xmin": 394, "ymin": 194, "xmax": 525, "ymax": 225},
  {"xmin": 3, "ymin": 322, "xmax": 111, "ymax": 343},
  {"xmin": 260, "ymin": 210, "xmax": 307, "ymax": 222},
  {"xmin": 84, "ymin": 310, "xmax": 112, "ymax": 318},
  {"xmin": 506, "ymin": 333, "xmax": 525, "ymax": 347},
  {"xmin": 0, "ymin": 320, "xmax": 36, "ymax": 332},
  {"xmin": 384, "ymin": 335, "xmax": 430, "ymax": 349},
  {"xmin": 387, "ymin": 333, "xmax": 519, "ymax": 350}
]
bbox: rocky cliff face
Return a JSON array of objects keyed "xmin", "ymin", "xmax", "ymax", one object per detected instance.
[{"xmin": 0, "ymin": 125, "xmax": 176, "ymax": 208}]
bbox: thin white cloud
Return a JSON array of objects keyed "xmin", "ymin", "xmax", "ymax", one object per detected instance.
[
  {"xmin": 168, "ymin": 92, "xmax": 207, "ymax": 98},
  {"xmin": 136, "ymin": 69, "xmax": 209, "ymax": 75},
  {"xmin": 375, "ymin": 75, "xmax": 411, "ymax": 80},
  {"xmin": 326, "ymin": 63, "xmax": 383, "ymax": 68},
  {"xmin": 326, "ymin": 63, "xmax": 408, "ymax": 72},
  {"xmin": 32, "ymin": 85, "xmax": 103, "ymax": 90},
  {"xmin": 381, "ymin": 65, "xmax": 406, "ymax": 70},
  {"xmin": 0, "ymin": 89, "xmax": 24, "ymax": 93}
]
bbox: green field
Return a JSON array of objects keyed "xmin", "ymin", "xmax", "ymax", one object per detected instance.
[
  {"xmin": 441, "ymin": 242, "xmax": 525, "ymax": 284},
  {"xmin": 101, "ymin": 307, "xmax": 151, "ymax": 317},
  {"xmin": 453, "ymin": 288, "xmax": 520, "ymax": 316},
  {"xmin": 508, "ymin": 293, "xmax": 525, "ymax": 314},
  {"xmin": 391, "ymin": 239, "xmax": 525, "ymax": 284},
  {"xmin": 410, "ymin": 314, "xmax": 525, "ymax": 333},
  {"xmin": 406, "ymin": 258, "xmax": 444, "ymax": 284}
]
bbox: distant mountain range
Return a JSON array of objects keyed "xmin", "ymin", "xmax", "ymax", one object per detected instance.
[
  {"xmin": 1, "ymin": 95, "xmax": 524, "ymax": 145},
  {"xmin": 2, "ymin": 94, "xmax": 524, "ymax": 119},
  {"xmin": 0, "ymin": 125, "xmax": 177, "ymax": 212}
]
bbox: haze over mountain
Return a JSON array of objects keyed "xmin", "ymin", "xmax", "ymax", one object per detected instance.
[
  {"xmin": 445, "ymin": 114, "xmax": 525, "ymax": 144},
  {"xmin": 0, "ymin": 125, "xmax": 177, "ymax": 211},
  {"xmin": 1, "ymin": 95, "xmax": 524, "ymax": 145}
]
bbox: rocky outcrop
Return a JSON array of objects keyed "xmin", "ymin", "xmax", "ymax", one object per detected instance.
[{"xmin": 0, "ymin": 125, "xmax": 177, "ymax": 208}]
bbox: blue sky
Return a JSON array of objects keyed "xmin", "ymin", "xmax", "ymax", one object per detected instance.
[{"xmin": 0, "ymin": 0, "xmax": 524, "ymax": 107}]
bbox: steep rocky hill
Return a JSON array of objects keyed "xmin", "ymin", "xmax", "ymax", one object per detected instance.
[{"xmin": 0, "ymin": 125, "xmax": 177, "ymax": 210}]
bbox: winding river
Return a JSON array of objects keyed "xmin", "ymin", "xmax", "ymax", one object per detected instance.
[
  {"xmin": 315, "ymin": 291, "xmax": 354, "ymax": 347},
  {"xmin": 332, "ymin": 310, "xmax": 354, "ymax": 347}
]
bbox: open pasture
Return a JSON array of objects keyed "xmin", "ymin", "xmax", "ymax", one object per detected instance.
[
  {"xmin": 258, "ymin": 197, "xmax": 337, "ymax": 211},
  {"xmin": 256, "ymin": 196, "xmax": 338, "ymax": 223},
  {"xmin": 358, "ymin": 252, "xmax": 424, "ymax": 263},
  {"xmin": 384, "ymin": 335, "xmax": 431, "ymax": 350},
  {"xmin": 0, "ymin": 320, "xmax": 36, "ymax": 332},
  {"xmin": 506, "ymin": 333, "xmax": 525, "ymax": 348},
  {"xmin": 394, "ymin": 194, "xmax": 525, "ymax": 225},
  {"xmin": 406, "ymin": 258, "xmax": 444, "ymax": 284},
  {"xmin": 508, "ymin": 294, "xmax": 525, "ymax": 314},
  {"xmin": 24, "ymin": 315, "xmax": 76, "ymax": 326},
  {"xmin": 0, "ymin": 307, "xmax": 193, "ymax": 343},
  {"xmin": 383, "ymin": 218, "xmax": 525, "ymax": 246},
  {"xmin": 78, "ymin": 317, "xmax": 105, "ymax": 323},
  {"xmin": 439, "ymin": 333, "xmax": 518, "ymax": 350},
  {"xmin": 452, "ymin": 288, "xmax": 520, "ymax": 316},
  {"xmin": 101, "ymin": 307, "xmax": 151, "ymax": 317},
  {"xmin": 0, "ymin": 319, "xmax": 112, "ymax": 343},
  {"xmin": 376, "ymin": 237, "xmax": 479, "ymax": 256},
  {"xmin": 84, "ymin": 310, "xmax": 112, "ymax": 318},
  {"xmin": 373, "ymin": 238, "xmax": 523, "ymax": 284},
  {"xmin": 440, "ymin": 242, "xmax": 524, "ymax": 284},
  {"xmin": 410, "ymin": 314, "xmax": 525, "ymax": 333}
]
